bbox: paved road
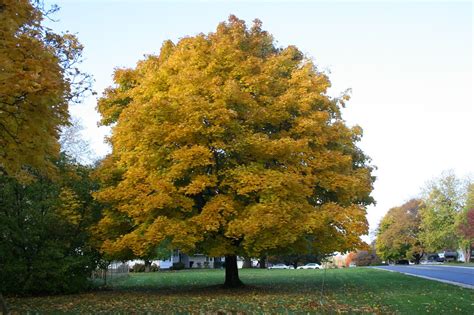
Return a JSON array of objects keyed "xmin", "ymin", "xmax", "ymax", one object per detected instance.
[{"xmin": 373, "ymin": 265, "xmax": 474, "ymax": 288}]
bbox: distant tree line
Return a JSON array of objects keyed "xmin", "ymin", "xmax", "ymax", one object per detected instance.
[{"xmin": 375, "ymin": 171, "xmax": 473, "ymax": 264}]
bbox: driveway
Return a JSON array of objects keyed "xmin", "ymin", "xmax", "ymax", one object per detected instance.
[{"xmin": 373, "ymin": 265, "xmax": 474, "ymax": 289}]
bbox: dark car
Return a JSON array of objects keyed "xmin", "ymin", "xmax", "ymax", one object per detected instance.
[
  {"xmin": 426, "ymin": 254, "xmax": 444, "ymax": 262},
  {"xmin": 396, "ymin": 259, "xmax": 409, "ymax": 265}
]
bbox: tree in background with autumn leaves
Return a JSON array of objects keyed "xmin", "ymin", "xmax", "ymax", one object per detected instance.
[
  {"xmin": 376, "ymin": 172, "xmax": 473, "ymax": 264},
  {"xmin": 0, "ymin": 0, "xmax": 91, "ymax": 179},
  {"xmin": 455, "ymin": 183, "xmax": 474, "ymax": 263},
  {"xmin": 0, "ymin": 0, "xmax": 98, "ymax": 302},
  {"xmin": 94, "ymin": 16, "xmax": 375, "ymax": 287},
  {"xmin": 376, "ymin": 199, "xmax": 424, "ymax": 264}
]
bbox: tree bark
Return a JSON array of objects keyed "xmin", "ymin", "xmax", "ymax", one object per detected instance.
[
  {"xmin": 1, "ymin": 292, "xmax": 9, "ymax": 315},
  {"xmin": 224, "ymin": 255, "xmax": 243, "ymax": 288},
  {"xmin": 103, "ymin": 267, "xmax": 107, "ymax": 286},
  {"xmin": 413, "ymin": 253, "xmax": 422, "ymax": 264},
  {"xmin": 144, "ymin": 259, "xmax": 151, "ymax": 272},
  {"xmin": 258, "ymin": 256, "xmax": 266, "ymax": 269},
  {"xmin": 465, "ymin": 248, "xmax": 471, "ymax": 263}
]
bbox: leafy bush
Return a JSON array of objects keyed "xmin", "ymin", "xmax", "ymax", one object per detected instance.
[
  {"xmin": 171, "ymin": 262, "xmax": 185, "ymax": 270},
  {"xmin": 0, "ymin": 158, "xmax": 102, "ymax": 295},
  {"xmin": 354, "ymin": 250, "xmax": 382, "ymax": 266},
  {"xmin": 150, "ymin": 263, "xmax": 159, "ymax": 272},
  {"xmin": 214, "ymin": 261, "xmax": 224, "ymax": 269}
]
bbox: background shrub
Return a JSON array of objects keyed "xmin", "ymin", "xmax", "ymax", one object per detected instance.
[
  {"xmin": 132, "ymin": 263, "xmax": 146, "ymax": 272},
  {"xmin": 171, "ymin": 262, "xmax": 185, "ymax": 270}
]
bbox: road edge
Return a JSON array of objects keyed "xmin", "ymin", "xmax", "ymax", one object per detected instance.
[
  {"xmin": 371, "ymin": 267, "xmax": 474, "ymax": 290},
  {"xmin": 432, "ymin": 265, "xmax": 474, "ymax": 269}
]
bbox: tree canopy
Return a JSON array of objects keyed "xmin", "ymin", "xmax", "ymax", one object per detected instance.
[
  {"xmin": 0, "ymin": 0, "xmax": 91, "ymax": 178},
  {"xmin": 375, "ymin": 172, "xmax": 473, "ymax": 264},
  {"xmin": 0, "ymin": 1, "xmax": 98, "ymax": 300},
  {"xmin": 94, "ymin": 16, "xmax": 374, "ymax": 286},
  {"xmin": 419, "ymin": 171, "xmax": 466, "ymax": 252},
  {"xmin": 0, "ymin": 155, "xmax": 102, "ymax": 294},
  {"xmin": 456, "ymin": 184, "xmax": 474, "ymax": 262},
  {"xmin": 376, "ymin": 199, "xmax": 424, "ymax": 263}
]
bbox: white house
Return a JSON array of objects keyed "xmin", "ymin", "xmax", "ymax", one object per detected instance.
[
  {"xmin": 159, "ymin": 251, "xmax": 248, "ymax": 269},
  {"xmin": 159, "ymin": 250, "xmax": 219, "ymax": 269}
]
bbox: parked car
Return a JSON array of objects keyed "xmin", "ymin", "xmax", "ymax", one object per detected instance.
[
  {"xmin": 396, "ymin": 260, "xmax": 409, "ymax": 265},
  {"xmin": 297, "ymin": 263, "xmax": 321, "ymax": 269},
  {"xmin": 268, "ymin": 263, "xmax": 293, "ymax": 269},
  {"xmin": 420, "ymin": 259, "xmax": 443, "ymax": 265},
  {"xmin": 420, "ymin": 258, "xmax": 444, "ymax": 265},
  {"xmin": 422, "ymin": 254, "xmax": 445, "ymax": 264},
  {"xmin": 438, "ymin": 251, "xmax": 457, "ymax": 262}
]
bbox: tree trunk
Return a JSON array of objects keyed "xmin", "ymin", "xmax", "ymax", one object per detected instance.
[
  {"xmin": 465, "ymin": 248, "xmax": 471, "ymax": 263},
  {"xmin": 144, "ymin": 260, "xmax": 151, "ymax": 272},
  {"xmin": 1, "ymin": 292, "xmax": 9, "ymax": 315},
  {"xmin": 224, "ymin": 255, "xmax": 243, "ymax": 288},
  {"xmin": 103, "ymin": 267, "xmax": 107, "ymax": 286},
  {"xmin": 243, "ymin": 257, "xmax": 252, "ymax": 268},
  {"xmin": 413, "ymin": 253, "xmax": 422, "ymax": 264},
  {"xmin": 258, "ymin": 256, "xmax": 266, "ymax": 269}
]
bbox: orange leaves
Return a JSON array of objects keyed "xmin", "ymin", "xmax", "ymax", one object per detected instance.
[
  {"xmin": 181, "ymin": 175, "xmax": 218, "ymax": 196},
  {"xmin": 192, "ymin": 195, "xmax": 236, "ymax": 232},
  {"xmin": 168, "ymin": 145, "xmax": 214, "ymax": 179},
  {"xmin": 102, "ymin": 229, "xmax": 146, "ymax": 257},
  {"xmin": 94, "ymin": 16, "xmax": 374, "ymax": 260},
  {"xmin": 240, "ymin": 134, "xmax": 309, "ymax": 165},
  {"xmin": 226, "ymin": 165, "xmax": 311, "ymax": 201},
  {"xmin": 304, "ymin": 202, "xmax": 369, "ymax": 251},
  {"xmin": 227, "ymin": 200, "xmax": 314, "ymax": 255},
  {"xmin": 376, "ymin": 199, "xmax": 424, "ymax": 261},
  {"xmin": 144, "ymin": 216, "xmax": 171, "ymax": 244},
  {"xmin": 293, "ymin": 112, "xmax": 330, "ymax": 138},
  {"xmin": 57, "ymin": 188, "xmax": 83, "ymax": 226},
  {"xmin": 0, "ymin": 0, "xmax": 91, "ymax": 178}
]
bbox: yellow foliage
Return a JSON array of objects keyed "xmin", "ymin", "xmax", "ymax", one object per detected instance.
[
  {"xmin": 57, "ymin": 188, "xmax": 83, "ymax": 226},
  {"xmin": 94, "ymin": 16, "xmax": 374, "ymax": 259},
  {"xmin": 0, "ymin": 0, "xmax": 88, "ymax": 178}
]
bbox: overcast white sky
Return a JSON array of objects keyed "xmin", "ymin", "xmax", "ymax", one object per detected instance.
[{"xmin": 46, "ymin": 0, "xmax": 473, "ymax": 239}]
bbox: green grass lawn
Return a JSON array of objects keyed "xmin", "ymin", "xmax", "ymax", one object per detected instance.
[
  {"xmin": 7, "ymin": 268, "xmax": 474, "ymax": 314},
  {"xmin": 444, "ymin": 262, "xmax": 474, "ymax": 267}
]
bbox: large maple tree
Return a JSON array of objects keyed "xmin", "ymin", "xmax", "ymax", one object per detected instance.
[{"xmin": 95, "ymin": 16, "xmax": 374, "ymax": 287}]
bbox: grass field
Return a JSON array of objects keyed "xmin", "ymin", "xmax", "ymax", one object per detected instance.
[
  {"xmin": 444, "ymin": 262, "xmax": 474, "ymax": 267},
  {"xmin": 7, "ymin": 268, "xmax": 474, "ymax": 314}
]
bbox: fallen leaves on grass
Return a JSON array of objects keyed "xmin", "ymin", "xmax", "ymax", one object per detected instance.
[
  {"xmin": 6, "ymin": 269, "xmax": 474, "ymax": 314},
  {"xmin": 8, "ymin": 290, "xmax": 381, "ymax": 314}
]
